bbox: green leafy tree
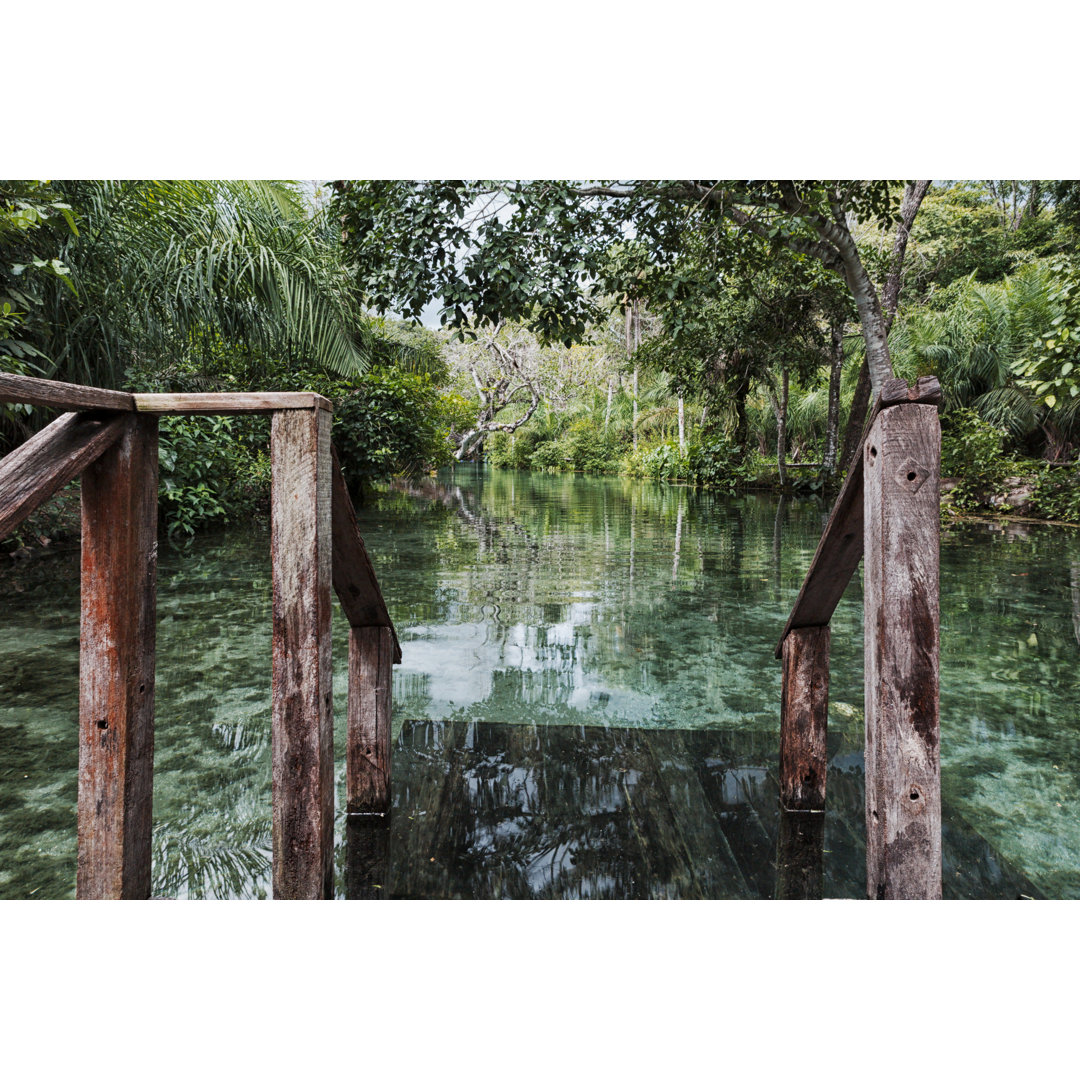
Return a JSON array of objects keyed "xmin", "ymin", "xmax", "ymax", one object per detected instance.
[{"xmin": 334, "ymin": 180, "xmax": 933, "ymax": 475}]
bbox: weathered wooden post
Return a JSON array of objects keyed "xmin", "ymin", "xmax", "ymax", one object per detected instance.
[
  {"xmin": 775, "ymin": 625, "xmax": 830, "ymax": 899},
  {"xmin": 779, "ymin": 625, "xmax": 830, "ymax": 812},
  {"xmin": 863, "ymin": 401, "xmax": 941, "ymax": 899},
  {"xmin": 0, "ymin": 374, "xmax": 409, "ymax": 900},
  {"xmin": 775, "ymin": 376, "xmax": 942, "ymax": 900},
  {"xmin": 348, "ymin": 625, "xmax": 394, "ymax": 815},
  {"xmin": 328, "ymin": 448, "xmax": 401, "ymax": 819},
  {"xmin": 77, "ymin": 414, "xmax": 159, "ymax": 899},
  {"xmin": 270, "ymin": 405, "xmax": 335, "ymax": 899}
]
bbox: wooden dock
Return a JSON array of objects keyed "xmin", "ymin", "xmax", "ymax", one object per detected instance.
[{"xmin": 345, "ymin": 719, "xmax": 1041, "ymax": 900}]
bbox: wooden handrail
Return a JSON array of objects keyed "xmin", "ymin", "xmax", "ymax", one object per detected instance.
[
  {"xmin": 774, "ymin": 376, "xmax": 942, "ymax": 658},
  {"xmin": 0, "ymin": 374, "xmax": 334, "ymax": 416},
  {"xmin": 0, "ymin": 411, "xmax": 129, "ymax": 541},
  {"xmin": 134, "ymin": 392, "xmax": 332, "ymax": 414},
  {"xmin": 1, "ymin": 374, "xmax": 405, "ymax": 898},
  {"xmin": 330, "ymin": 447, "xmax": 402, "ymax": 664},
  {"xmin": 0, "ymin": 372, "xmax": 135, "ymax": 412}
]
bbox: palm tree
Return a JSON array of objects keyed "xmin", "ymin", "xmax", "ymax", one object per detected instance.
[
  {"xmin": 890, "ymin": 262, "xmax": 1072, "ymax": 454},
  {"xmin": 10, "ymin": 180, "xmax": 372, "ymax": 390}
]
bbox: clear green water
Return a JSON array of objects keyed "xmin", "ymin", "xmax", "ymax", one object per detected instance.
[{"xmin": 2, "ymin": 466, "xmax": 1078, "ymax": 898}]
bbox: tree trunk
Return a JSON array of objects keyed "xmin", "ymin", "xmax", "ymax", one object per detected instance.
[
  {"xmin": 732, "ymin": 370, "xmax": 751, "ymax": 456},
  {"xmin": 626, "ymin": 299, "xmax": 642, "ymax": 452},
  {"xmin": 778, "ymin": 367, "xmax": 788, "ymax": 490},
  {"xmin": 604, "ymin": 377, "xmax": 614, "ymax": 432},
  {"xmin": 767, "ymin": 368, "xmax": 789, "ymax": 491},
  {"xmin": 839, "ymin": 360, "xmax": 872, "ymax": 475},
  {"xmin": 822, "ymin": 321, "xmax": 845, "ymax": 482},
  {"xmin": 677, "ymin": 396, "xmax": 685, "ymax": 453},
  {"xmin": 1071, "ymin": 560, "xmax": 1080, "ymax": 648},
  {"xmin": 839, "ymin": 181, "xmax": 931, "ymax": 473}
]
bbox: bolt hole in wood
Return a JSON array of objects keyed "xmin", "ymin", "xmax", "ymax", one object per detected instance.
[
  {"xmin": 97, "ymin": 720, "xmax": 108, "ymax": 730},
  {"xmin": 907, "ymin": 471, "xmax": 917, "ymax": 482}
]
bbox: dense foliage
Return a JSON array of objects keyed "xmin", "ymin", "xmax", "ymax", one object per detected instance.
[{"xmin": 5, "ymin": 178, "xmax": 1080, "ymax": 549}]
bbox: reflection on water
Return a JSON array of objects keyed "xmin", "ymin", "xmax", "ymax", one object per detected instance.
[
  {"xmin": 344, "ymin": 720, "xmax": 1037, "ymax": 900},
  {"xmin": 0, "ymin": 466, "xmax": 1078, "ymax": 898}
]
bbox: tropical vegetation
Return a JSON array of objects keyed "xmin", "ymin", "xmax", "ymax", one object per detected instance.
[{"xmin": 4, "ymin": 178, "xmax": 1080, "ymax": 553}]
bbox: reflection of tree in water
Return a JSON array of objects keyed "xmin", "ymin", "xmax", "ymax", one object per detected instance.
[
  {"xmin": 379, "ymin": 720, "xmax": 776, "ymax": 899},
  {"xmin": 376, "ymin": 471, "xmax": 833, "ymax": 731},
  {"xmin": 349, "ymin": 719, "xmax": 1044, "ymax": 900},
  {"xmin": 153, "ymin": 815, "xmax": 271, "ymax": 899}
]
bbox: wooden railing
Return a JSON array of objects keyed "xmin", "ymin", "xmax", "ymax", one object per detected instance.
[
  {"xmin": 0, "ymin": 372, "xmax": 401, "ymax": 900},
  {"xmin": 774, "ymin": 375, "xmax": 943, "ymax": 899}
]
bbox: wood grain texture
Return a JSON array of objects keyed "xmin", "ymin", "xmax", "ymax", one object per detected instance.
[
  {"xmin": 775, "ymin": 376, "xmax": 943, "ymax": 658},
  {"xmin": 347, "ymin": 625, "xmax": 394, "ymax": 814},
  {"xmin": 0, "ymin": 372, "xmax": 135, "ymax": 412},
  {"xmin": 863, "ymin": 403, "xmax": 942, "ymax": 899},
  {"xmin": 134, "ymin": 392, "xmax": 332, "ymax": 415},
  {"xmin": 774, "ymin": 448, "xmax": 866, "ymax": 657},
  {"xmin": 878, "ymin": 375, "xmax": 942, "ymax": 409},
  {"xmin": 779, "ymin": 625, "xmax": 830, "ymax": 811},
  {"xmin": 76, "ymin": 415, "xmax": 158, "ymax": 899},
  {"xmin": 270, "ymin": 407, "xmax": 335, "ymax": 899},
  {"xmin": 330, "ymin": 447, "xmax": 401, "ymax": 662},
  {"xmin": 0, "ymin": 411, "xmax": 127, "ymax": 541}
]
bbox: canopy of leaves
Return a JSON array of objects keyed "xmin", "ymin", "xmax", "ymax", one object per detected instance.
[{"xmin": 332, "ymin": 180, "xmax": 901, "ymax": 345}]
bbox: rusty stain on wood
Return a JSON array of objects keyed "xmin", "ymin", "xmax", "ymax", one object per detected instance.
[
  {"xmin": 779, "ymin": 625, "xmax": 830, "ymax": 812},
  {"xmin": 270, "ymin": 407, "xmax": 335, "ymax": 899},
  {"xmin": 348, "ymin": 625, "xmax": 394, "ymax": 815},
  {"xmin": 76, "ymin": 414, "xmax": 158, "ymax": 899},
  {"xmin": 134, "ymin": 392, "xmax": 332, "ymax": 415},
  {"xmin": 330, "ymin": 447, "xmax": 402, "ymax": 662},
  {"xmin": 0, "ymin": 371, "xmax": 135, "ymax": 413},
  {"xmin": 0, "ymin": 411, "xmax": 128, "ymax": 541},
  {"xmin": 863, "ymin": 403, "xmax": 942, "ymax": 899}
]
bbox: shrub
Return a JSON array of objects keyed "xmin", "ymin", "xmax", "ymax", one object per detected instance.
[
  {"xmin": 687, "ymin": 433, "xmax": 753, "ymax": 493},
  {"xmin": 529, "ymin": 440, "xmax": 568, "ymax": 472},
  {"xmin": 1030, "ymin": 466, "xmax": 1080, "ymax": 523},
  {"xmin": 564, "ymin": 418, "xmax": 621, "ymax": 473},
  {"xmin": 158, "ymin": 415, "xmax": 269, "ymax": 538},
  {"xmin": 332, "ymin": 366, "xmax": 460, "ymax": 486},
  {"xmin": 622, "ymin": 440, "xmax": 688, "ymax": 481},
  {"xmin": 487, "ymin": 425, "xmax": 545, "ymax": 469},
  {"xmin": 940, "ymin": 408, "xmax": 1013, "ymax": 512}
]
